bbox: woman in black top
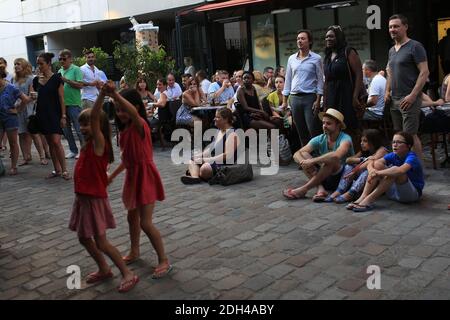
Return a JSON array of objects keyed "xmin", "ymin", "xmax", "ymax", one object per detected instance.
[
  {"xmin": 32, "ymin": 52, "xmax": 70, "ymax": 180},
  {"xmin": 323, "ymin": 25, "xmax": 364, "ymax": 131},
  {"xmin": 236, "ymin": 71, "xmax": 281, "ymax": 130}
]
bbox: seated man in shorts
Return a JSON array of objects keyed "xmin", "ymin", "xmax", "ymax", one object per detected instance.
[
  {"xmin": 349, "ymin": 131, "xmax": 424, "ymax": 212},
  {"xmin": 283, "ymin": 109, "xmax": 354, "ymax": 201}
]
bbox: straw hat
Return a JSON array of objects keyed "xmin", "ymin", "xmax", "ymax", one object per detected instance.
[{"xmin": 319, "ymin": 108, "xmax": 346, "ymax": 130}]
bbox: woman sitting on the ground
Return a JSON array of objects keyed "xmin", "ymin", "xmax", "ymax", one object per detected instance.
[
  {"xmin": 176, "ymin": 77, "xmax": 202, "ymax": 127},
  {"xmin": 348, "ymin": 131, "xmax": 424, "ymax": 212},
  {"xmin": 180, "ymin": 107, "xmax": 240, "ymax": 184},
  {"xmin": 236, "ymin": 71, "xmax": 282, "ymax": 130},
  {"xmin": 324, "ymin": 129, "xmax": 389, "ymax": 204}
]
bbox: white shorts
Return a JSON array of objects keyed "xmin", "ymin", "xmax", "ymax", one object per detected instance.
[{"xmin": 386, "ymin": 178, "xmax": 420, "ymax": 203}]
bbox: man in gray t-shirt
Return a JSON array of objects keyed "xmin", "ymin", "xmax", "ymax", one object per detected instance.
[{"xmin": 385, "ymin": 14, "xmax": 429, "ymax": 159}]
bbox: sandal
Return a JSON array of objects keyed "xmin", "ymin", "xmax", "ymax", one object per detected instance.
[
  {"xmin": 122, "ymin": 255, "xmax": 139, "ymax": 265},
  {"xmin": 151, "ymin": 264, "xmax": 173, "ymax": 279},
  {"xmin": 18, "ymin": 160, "xmax": 30, "ymax": 167},
  {"xmin": 346, "ymin": 202, "xmax": 359, "ymax": 210},
  {"xmin": 352, "ymin": 204, "xmax": 374, "ymax": 213},
  {"xmin": 9, "ymin": 168, "xmax": 18, "ymax": 176},
  {"xmin": 61, "ymin": 171, "xmax": 71, "ymax": 180},
  {"xmin": 86, "ymin": 270, "xmax": 113, "ymax": 284},
  {"xmin": 46, "ymin": 171, "xmax": 61, "ymax": 179},
  {"xmin": 117, "ymin": 275, "xmax": 139, "ymax": 293},
  {"xmin": 282, "ymin": 188, "xmax": 306, "ymax": 200},
  {"xmin": 40, "ymin": 158, "xmax": 49, "ymax": 165},
  {"xmin": 313, "ymin": 191, "xmax": 328, "ymax": 203}
]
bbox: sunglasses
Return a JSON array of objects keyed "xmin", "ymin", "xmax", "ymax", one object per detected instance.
[
  {"xmin": 58, "ymin": 57, "xmax": 68, "ymax": 62},
  {"xmin": 329, "ymin": 25, "xmax": 343, "ymax": 31}
]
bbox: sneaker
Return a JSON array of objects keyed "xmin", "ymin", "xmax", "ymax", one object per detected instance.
[{"xmin": 65, "ymin": 152, "xmax": 77, "ymax": 159}]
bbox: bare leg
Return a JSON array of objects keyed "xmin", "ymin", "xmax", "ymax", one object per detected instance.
[
  {"xmin": 412, "ymin": 134, "xmax": 423, "ymax": 163},
  {"xmin": 199, "ymin": 163, "xmax": 213, "ymax": 180},
  {"xmin": 40, "ymin": 134, "xmax": 50, "ymax": 158},
  {"xmin": 18, "ymin": 133, "xmax": 32, "ymax": 163},
  {"xmin": 79, "ymin": 237, "xmax": 110, "ymax": 275},
  {"xmin": 94, "ymin": 234, "xmax": 134, "ymax": 283},
  {"xmin": 358, "ymin": 173, "xmax": 409, "ymax": 207},
  {"xmin": 187, "ymin": 160, "xmax": 201, "ymax": 178},
  {"xmin": 125, "ymin": 209, "xmax": 141, "ymax": 260},
  {"xmin": 6, "ymin": 130, "xmax": 19, "ymax": 174},
  {"xmin": 292, "ymin": 162, "xmax": 339, "ymax": 196},
  {"xmin": 45, "ymin": 135, "xmax": 62, "ymax": 173},
  {"xmin": 139, "ymin": 203, "xmax": 169, "ymax": 268}
]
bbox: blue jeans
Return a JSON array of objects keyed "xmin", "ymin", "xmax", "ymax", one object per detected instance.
[{"xmin": 63, "ymin": 105, "xmax": 84, "ymax": 154}]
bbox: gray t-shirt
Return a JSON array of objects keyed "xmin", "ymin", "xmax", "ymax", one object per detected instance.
[{"xmin": 388, "ymin": 39, "xmax": 427, "ymax": 98}]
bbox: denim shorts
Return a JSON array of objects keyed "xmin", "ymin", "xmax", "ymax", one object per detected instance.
[
  {"xmin": 386, "ymin": 178, "xmax": 420, "ymax": 203},
  {"xmin": 0, "ymin": 111, "xmax": 19, "ymax": 132}
]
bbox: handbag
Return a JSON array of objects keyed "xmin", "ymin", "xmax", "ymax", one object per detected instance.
[
  {"xmin": 345, "ymin": 47, "xmax": 368, "ymax": 119},
  {"xmin": 176, "ymin": 104, "xmax": 193, "ymax": 126},
  {"xmin": 208, "ymin": 164, "xmax": 253, "ymax": 186},
  {"xmin": 27, "ymin": 103, "xmax": 40, "ymax": 134}
]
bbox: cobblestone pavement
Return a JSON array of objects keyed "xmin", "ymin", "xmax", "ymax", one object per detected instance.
[{"xmin": 1, "ymin": 139, "xmax": 449, "ymax": 300}]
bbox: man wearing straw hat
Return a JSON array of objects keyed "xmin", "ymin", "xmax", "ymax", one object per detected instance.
[{"xmin": 283, "ymin": 108, "xmax": 354, "ymax": 202}]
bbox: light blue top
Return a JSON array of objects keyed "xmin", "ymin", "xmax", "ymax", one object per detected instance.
[
  {"xmin": 207, "ymin": 82, "xmax": 235, "ymax": 104},
  {"xmin": 283, "ymin": 51, "xmax": 324, "ymax": 96},
  {"xmin": 308, "ymin": 132, "xmax": 354, "ymax": 165}
]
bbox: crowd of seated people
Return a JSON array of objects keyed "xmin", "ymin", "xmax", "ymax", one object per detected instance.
[{"xmin": 118, "ymin": 60, "xmax": 448, "ymax": 209}]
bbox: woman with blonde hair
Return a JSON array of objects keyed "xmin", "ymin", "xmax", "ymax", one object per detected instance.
[{"xmin": 13, "ymin": 58, "xmax": 47, "ymax": 166}]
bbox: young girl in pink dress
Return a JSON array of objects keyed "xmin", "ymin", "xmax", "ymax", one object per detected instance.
[
  {"xmin": 106, "ymin": 82, "xmax": 171, "ymax": 279},
  {"xmin": 69, "ymin": 85, "xmax": 139, "ymax": 293}
]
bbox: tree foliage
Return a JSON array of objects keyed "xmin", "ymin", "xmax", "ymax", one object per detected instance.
[{"xmin": 113, "ymin": 40, "xmax": 176, "ymax": 91}]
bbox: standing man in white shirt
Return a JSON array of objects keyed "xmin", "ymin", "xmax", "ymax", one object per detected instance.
[
  {"xmin": 362, "ymin": 60, "xmax": 386, "ymax": 121},
  {"xmin": 282, "ymin": 30, "xmax": 324, "ymax": 147},
  {"xmin": 80, "ymin": 50, "xmax": 106, "ymax": 109}
]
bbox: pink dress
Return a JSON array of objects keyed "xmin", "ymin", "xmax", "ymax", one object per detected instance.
[{"xmin": 120, "ymin": 117, "xmax": 165, "ymax": 210}]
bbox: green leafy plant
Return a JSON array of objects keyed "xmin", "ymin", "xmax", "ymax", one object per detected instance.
[{"xmin": 113, "ymin": 40, "xmax": 176, "ymax": 92}]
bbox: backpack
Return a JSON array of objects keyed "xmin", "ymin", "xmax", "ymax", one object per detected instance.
[
  {"xmin": 268, "ymin": 134, "xmax": 292, "ymax": 166},
  {"xmin": 208, "ymin": 164, "xmax": 253, "ymax": 186},
  {"xmin": 278, "ymin": 134, "xmax": 292, "ymax": 166}
]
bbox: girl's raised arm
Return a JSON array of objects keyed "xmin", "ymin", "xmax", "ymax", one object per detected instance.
[
  {"xmin": 91, "ymin": 89, "xmax": 106, "ymax": 156},
  {"xmin": 104, "ymin": 81, "xmax": 144, "ymax": 135}
]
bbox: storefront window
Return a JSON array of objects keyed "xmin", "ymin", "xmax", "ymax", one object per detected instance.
[
  {"xmin": 276, "ymin": 9, "xmax": 303, "ymax": 69},
  {"xmin": 338, "ymin": 0, "xmax": 371, "ymax": 62},
  {"xmin": 251, "ymin": 14, "xmax": 276, "ymax": 72},
  {"xmin": 305, "ymin": 7, "xmax": 334, "ymax": 58}
]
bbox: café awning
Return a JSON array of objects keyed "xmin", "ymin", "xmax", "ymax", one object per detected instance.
[{"xmin": 180, "ymin": 0, "xmax": 269, "ymax": 15}]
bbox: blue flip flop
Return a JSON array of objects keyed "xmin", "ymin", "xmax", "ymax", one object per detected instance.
[{"xmin": 352, "ymin": 204, "xmax": 374, "ymax": 213}]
